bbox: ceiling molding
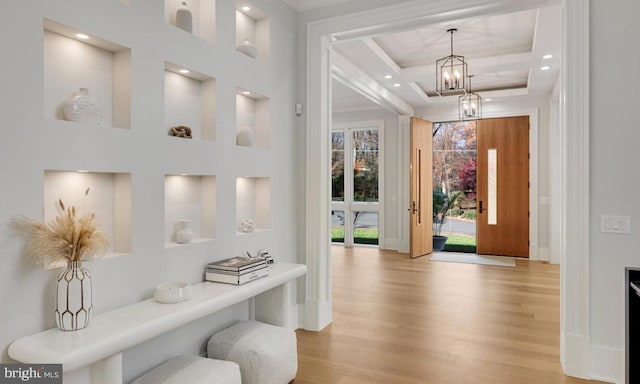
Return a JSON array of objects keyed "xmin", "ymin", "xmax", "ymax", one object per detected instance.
[
  {"xmin": 424, "ymin": 87, "xmax": 529, "ymax": 104},
  {"xmin": 332, "ymin": 52, "xmax": 414, "ymax": 115},
  {"xmin": 331, "ymin": 0, "xmax": 561, "ymax": 42},
  {"xmin": 362, "ymin": 38, "xmax": 402, "ymax": 74},
  {"xmin": 284, "ymin": 0, "xmax": 350, "ymax": 12},
  {"xmin": 400, "ymin": 52, "xmax": 534, "ymax": 80}
]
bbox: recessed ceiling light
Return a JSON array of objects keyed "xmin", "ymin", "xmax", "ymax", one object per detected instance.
[
  {"xmin": 543, "ymin": 54, "xmax": 553, "ymax": 59},
  {"xmin": 179, "ymin": 69, "xmax": 190, "ymax": 74},
  {"xmin": 242, "ymin": 91, "xmax": 251, "ymax": 95},
  {"xmin": 75, "ymin": 33, "xmax": 89, "ymax": 40},
  {"xmin": 541, "ymin": 66, "xmax": 551, "ymax": 71},
  {"xmin": 179, "ymin": 173, "xmax": 189, "ymax": 176},
  {"xmin": 242, "ymin": 6, "xmax": 251, "ymax": 11},
  {"xmin": 77, "ymin": 170, "xmax": 89, "ymax": 173},
  {"xmin": 393, "ymin": 83, "xmax": 401, "ymax": 87},
  {"xmin": 384, "ymin": 75, "xmax": 392, "ymax": 79},
  {"xmin": 485, "ymin": 98, "xmax": 492, "ymax": 102}
]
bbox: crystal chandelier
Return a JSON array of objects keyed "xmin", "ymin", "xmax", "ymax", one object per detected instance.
[
  {"xmin": 436, "ymin": 28, "xmax": 467, "ymax": 96},
  {"xmin": 459, "ymin": 75, "xmax": 482, "ymax": 120}
]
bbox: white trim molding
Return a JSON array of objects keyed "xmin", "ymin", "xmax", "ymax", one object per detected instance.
[{"xmin": 560, "ymin": 0, "xmax": 592, "ymax": 380}]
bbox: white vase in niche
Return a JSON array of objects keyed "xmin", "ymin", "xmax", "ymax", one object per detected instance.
[
  {"xmin": 63, "ymin": 88, "xmax": 103, "ymax": 125},
  {"xmin": 55, "ymin": 261, "xmax": 92, "ymax": 331},
  {"xmin": 175, "ymin": 219, "xmax": 194, "ymax": 244},
  {"xmin": 237, "ymin": 38, "xmax": 257, "ymax": 58},
  {"xmin": 237, "ymin": 126, "xmax": 255, "ymax": 147},
  {"xmin": 176, "ymin": 1, "xmax": 193, "ymax": 33}
]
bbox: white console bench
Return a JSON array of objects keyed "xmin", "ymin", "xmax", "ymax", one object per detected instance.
[{"xmin": 8, "ymin": 263, "xmax": 307, "ymax": 384}]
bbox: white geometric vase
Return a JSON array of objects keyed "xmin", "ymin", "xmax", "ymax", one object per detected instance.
[{"xmin": 55, "ymin": 261, "xmax": 92, "ymax": 331}]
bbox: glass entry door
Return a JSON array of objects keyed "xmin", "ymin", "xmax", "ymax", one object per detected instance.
[{"xmin": 331, "ymin": 122, "xmax": 381, "ymax": 246}]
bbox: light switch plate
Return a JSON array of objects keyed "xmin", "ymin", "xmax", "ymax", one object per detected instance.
[{"xmin": 600, "ymin": 215, "xmax": 632, "ymax": 234}]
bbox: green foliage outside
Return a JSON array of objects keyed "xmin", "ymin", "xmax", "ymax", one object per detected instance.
[
  {"xmin": 331, "ymin": 227, "xmax": 379, "ymax": 245},
  {"xmin": 444, "ymin": 234, "xmax": 476, "ymax": 253},
  {"xmin": 461, "ymin": 209, "xmax": 477, "ymax": 220}
]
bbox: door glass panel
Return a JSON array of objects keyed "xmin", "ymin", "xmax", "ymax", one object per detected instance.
[
  {"xmin": 352, "ymin": 130, "xmax": 378, "ymax": 202},
  {"xmin": 353, "ymin": 211, "xmax": 378, "ymax": 245},
  {"xmin": 331, "ymin": 210, "xmax": 345, "ymax": 243},
  {"xmin": 331, "ymin": 132, "xmax": 345, "ymax": 202},
  {"xmin": 488, "ymin": 148, "xmax": 497, "ymax": 225}
]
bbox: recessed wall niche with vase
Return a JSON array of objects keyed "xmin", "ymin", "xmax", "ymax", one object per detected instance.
[
  {"xmin": 164, "ymin": 174, "xmax": 216, "ymax": 247},
  {"xmin": 235, "ymin": 1, "xmax": 270, "ymax": 62},
  {"xmin": 236, "ymin": 89, "xmax": 270, "ymax": 148},
  {"xmin": 43, "ymin": 19, "xmax": 131, "ymax": 129},
  {"xmin": 164, "ymin": 0, "xmax": 216, "ymax": 45}
]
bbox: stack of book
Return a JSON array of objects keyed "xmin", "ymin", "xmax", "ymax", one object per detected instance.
[{"xmin": 205, "ymin": 256, "xmax": 269, "ymax": 285}]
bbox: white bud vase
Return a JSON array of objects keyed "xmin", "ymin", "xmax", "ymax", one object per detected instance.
[
  {"xmin": 55, "ymin": 261, "xmax": 92, "ymax": 331},
  {"xmin": 63, "ymin": 88, "xmax": 103, "ymax": 125},
  {"xmin": 176, "ymin": 219, "xmax": 194, "ymax": 244},
  {"xmin": 176, "ymin": 1, "xmax": 193, "ymax": 33}
]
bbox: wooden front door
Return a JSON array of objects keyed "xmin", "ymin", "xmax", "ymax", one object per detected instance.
[
  {"xmin": 409, "ymin": 117, "xmax": 433, "ymax": 258},
  {"xmin": 476, "ymin": 116, "xmax": 529, "ymax": 257}
]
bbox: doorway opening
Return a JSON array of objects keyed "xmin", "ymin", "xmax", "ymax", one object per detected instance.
[
  {"xmin": 331, "ymin": 121, "xmax": 382, "ymax": 247},
  {"xmin": 432, "ymin": 121, "xmax": 477, "ymax": 253}
]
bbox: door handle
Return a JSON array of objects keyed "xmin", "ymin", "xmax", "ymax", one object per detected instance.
[
  {"xmin": 479, "ymin": 200, "xmax": 483, "ymax": 214},
  {"xmin": 412, "ymin": 201, "xmax": 420, "ymax": 214}
]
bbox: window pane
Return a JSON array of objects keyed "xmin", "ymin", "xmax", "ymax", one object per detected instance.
[
  {"xmin": 331, "ymin": 210, "xmax": 344, "ymax": 243},
  {"xmin": 353, "ymin": 211, "xmax": 378, "ymax": 245},
  {"xmin": 332, "ymin": 132, "xmax": 344, "ymax": 201},
  {"xmin": 353, "ymin": 130, "xmax": 378, "ymax": 202}
]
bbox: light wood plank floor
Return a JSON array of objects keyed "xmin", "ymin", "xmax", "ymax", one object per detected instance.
[{"xmin": 294, "ymin": 247, "xmax": 608, "ymax": 384}]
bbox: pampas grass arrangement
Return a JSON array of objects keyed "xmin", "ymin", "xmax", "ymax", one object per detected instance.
[{"xmin": 12, "ymin": 188, "xmax": 110, "ymax": 266}]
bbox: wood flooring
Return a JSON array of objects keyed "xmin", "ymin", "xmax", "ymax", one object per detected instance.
[{"xmin": 294, "ymin": 247, "xmax": 608, "ymax": 384}]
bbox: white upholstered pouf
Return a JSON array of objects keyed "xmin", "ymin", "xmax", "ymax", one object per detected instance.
[
  {"xmin": 132, "ymin": 355, "xmax": 241, "ymax": 384},
  {"xmin": 207, "ymin": 320, "xmax": 298, "ymax": 384}
]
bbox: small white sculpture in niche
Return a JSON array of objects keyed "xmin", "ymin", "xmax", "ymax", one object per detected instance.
[
  {"xmin": 241, "ymin": 219, "xmax": 255, "ymax": 233},
  {"xmin": 237, "ymin": 126, "xmax": 255, "ymax": 147},
  {"xmin": 237, "ymin": 38, "xmax": 257, "ymax": 58}
]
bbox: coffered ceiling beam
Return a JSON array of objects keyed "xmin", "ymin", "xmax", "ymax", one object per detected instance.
[
  {"xmin": 331, "ymin": 0, "xmax": 561, "ymax": 42},
  {"xmin": 400, "ymin": 52, "xmax": 533, "ymax": 81},
  {"xmin": 332, "ymin": 51, "xmax": 414, "ymax": 115}
]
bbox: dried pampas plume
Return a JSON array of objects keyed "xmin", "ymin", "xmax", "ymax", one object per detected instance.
[{"xmin": 12, "ymin": 189, "xmax": 110, "ymax": 265}]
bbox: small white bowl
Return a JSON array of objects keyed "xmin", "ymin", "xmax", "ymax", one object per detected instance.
[{"xmin": 154, "ymin": 281, "xmax": 191, "ymax": 304}]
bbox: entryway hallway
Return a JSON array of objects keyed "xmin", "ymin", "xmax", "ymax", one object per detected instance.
[{"xmin": 294, "ymin": 246, "xmax": 608, "ymax": 384}]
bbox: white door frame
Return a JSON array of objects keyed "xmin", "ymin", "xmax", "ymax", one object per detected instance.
[{"xmin": 305, "ymin": 0, "xmax": 592, "ymax": 379}]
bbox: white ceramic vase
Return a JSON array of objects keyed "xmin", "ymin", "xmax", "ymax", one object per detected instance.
[
  {"xmin": 237, "ymin": 38, "xmax": 257, "ymax": 58},
  {"xmin": 63, "ymin": 88, "xmax": 103, "ymax": 125},
  {"xmin": 237, "ymin": 126, "xmax": 255, "ymax": 147},
  {"xmin": 55, "ymin": 261, "xmax": 92, "ymax": 331},
  {"xmin": 176, "ymin": 1, "xmax": 193, "ymax": 33},
  {"xmin": 176, "ymin": 219, "xmax": 194, "ymax": 244}
]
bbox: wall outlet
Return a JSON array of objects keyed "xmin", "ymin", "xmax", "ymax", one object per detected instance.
[{"xmin": 600, "ymin": 215, "xmax": 631, "ymax": 234}]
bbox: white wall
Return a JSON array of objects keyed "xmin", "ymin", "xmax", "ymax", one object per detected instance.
[
  {"xmin": 0, "ymin": 0, "xmax": 299, "ymax": 382},
  {"xmin": 590, "ymin": 0, "xmax": 640, "ymax": 381},
  {"xmin": 333, "ymin": 108, "xmax": 401, "ymax": 250}
]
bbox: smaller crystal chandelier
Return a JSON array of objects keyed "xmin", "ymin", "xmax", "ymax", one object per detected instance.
[
  {"xmin": 436, "ymin": 28, "xmax": 467, "ymax": 96},
  {"xmin": 459, "ymin": 75, "xmax": 482, "ymax": 120}
]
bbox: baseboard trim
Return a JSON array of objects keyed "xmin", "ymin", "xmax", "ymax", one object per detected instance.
[
  {"xmin": 538, "ymin": 247, "xmax": 550, "ymax": 262},
  {"xmin": 304, "ymin": 298, "xmax": 332, "ymax": 331},
  {"xmin": 591, "ymin": 344, "xmax": 624, "ymax": 384},
  {"xmin": 562, "ymin": 333, "xmax": 622, "ymax": 383}
]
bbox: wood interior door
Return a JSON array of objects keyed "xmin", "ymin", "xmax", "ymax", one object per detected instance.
[
  {"xmin": 409, "ymin": 117, "xmax": 433, "ymax": 258},
  {"xmin": 476, "ymin": 116, "xmax": 529, "ymax": 257}
]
